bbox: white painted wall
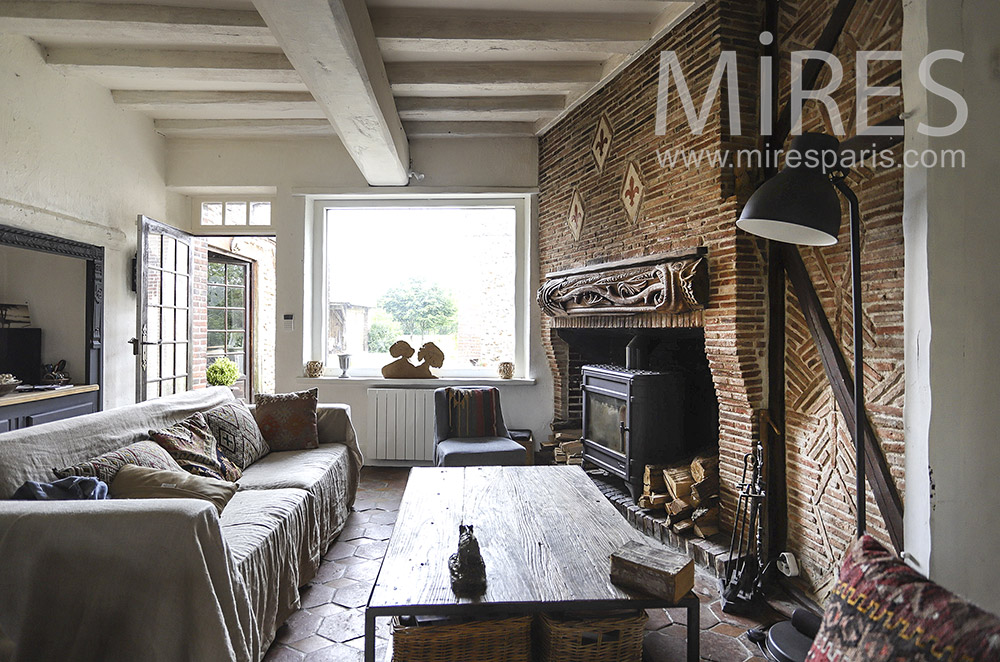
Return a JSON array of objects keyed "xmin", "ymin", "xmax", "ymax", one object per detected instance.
[
  {"xmin": 165, "ymin": 135, "xmax": 552, "ymax": 455},
  {"xmin": 903, "ymin": 0, "xmax": 1000, "ymax": 611},
  {"xmin": 0, "ymin": 34, "xmax": 180, "ymax": 408},
  {"xmin": 0, "ymin": 245, "xmax": 86, "ymax": 382}
]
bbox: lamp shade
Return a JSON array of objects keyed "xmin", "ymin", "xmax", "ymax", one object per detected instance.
[{"xmin": 737, "ymin": 133, "xmax": 843, "ymax": 246}]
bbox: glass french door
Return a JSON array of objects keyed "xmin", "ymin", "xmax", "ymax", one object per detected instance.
[
  {"xmin": 132, "ymin": 216, "xmax": 193, "ymax": 401},
  {"xmin": 206, "ymin": 254, "xmax": 252, "ymax": 400}
]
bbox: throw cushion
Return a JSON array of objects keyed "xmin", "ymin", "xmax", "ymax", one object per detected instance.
[
  {"xmin": 110, "ymin": 464, "xmax": 238, "ymax": 516},
  {"xmin": 204, "ymin": 400, "xmax": 269, "ymax": 470},
  {"xmin": 254, "ymin": 388, "xmax": 319, "ymax": 451},
  {"xmin": 54, "ymin": 440, "xmax": 183, "ymax": 485},
  {"xmin": 149, "ymin": 412, "xmax": 242, "ymax": 482},
  {"xmin": 446, "ymin": 387, "xmax": 499, "ymax": 438},
  {"xmin": 806, "ymin": 535, "xmax": 1000, "ymax": 662}
]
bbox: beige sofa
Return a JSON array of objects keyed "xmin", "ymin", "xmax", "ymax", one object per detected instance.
[{"xmin": 0, "ymin": 386, "xmax": 363, "ymax": 662}]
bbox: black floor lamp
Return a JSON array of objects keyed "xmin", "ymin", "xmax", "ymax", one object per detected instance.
[
  {"xmin": 736, "ymin": 132, "xmax": 865, "ymax": 662},
  {"xmin": 737, "ymin": 132, "xmax": 866, "ymax": 539}
]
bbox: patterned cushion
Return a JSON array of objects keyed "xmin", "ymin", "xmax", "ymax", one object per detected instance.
[
  {"xmin": 149, "ymin": 412, "xmax": 242, "ymax": 482},
  {"xmin": 204, "ymin": 400, "xmax": 269, "ymax": 470},
  {"xmin": 807, "ymin": 535, "xmax": 1000, "ymax": 662},
  {"xmin": 446, "ymin": 387, "xmax": 499, "ymax": 438},
  {"xmin": 54, "ymin": 440, "xmax": 183, "ymax": 485},
  {"xmin": 253, "ymin": 388, "xmax": 319, "ymax": 451}
]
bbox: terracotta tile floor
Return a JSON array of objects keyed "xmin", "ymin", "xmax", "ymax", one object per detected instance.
[{"xmin": 264, "ymin": 466, "xmax": 777, "ymax": 662}]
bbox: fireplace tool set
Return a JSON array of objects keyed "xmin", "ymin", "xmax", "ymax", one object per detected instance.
[{"xmin": 720, "ymin": 441, "xmax": 768, "ymax": 614}]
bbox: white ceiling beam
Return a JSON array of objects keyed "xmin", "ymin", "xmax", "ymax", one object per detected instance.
[
  {"xmin": 371, "ymin": 9, "xmax": 649, "ymax": 55},
  {"xmin": 252, "ymin": 0, "xmax": 408, "ymax": 186},
  {"xmin": 155, "ymin": 119, "xmax": 336, "ymax": 139},
  {"xmin": 0, "ymin": 2, "xmax": 276, "ymax": 48},
  {"xmin": 111, "ymin": 91, "xmax": 323, "ymax": 119},
  {"xmin": 45, "ymin": 47, "xmax": 299, "ymax": 85},
  {"xmin": 403, "ymin": 121, "xmax": 537, "ymax": 138},
  {"xmin": 387, "ymin": 61, "xmax": 602, "ymax": 95},
  {"xmin": 395, "ymin": 95, "xmax": 564, "ymax": 121}
]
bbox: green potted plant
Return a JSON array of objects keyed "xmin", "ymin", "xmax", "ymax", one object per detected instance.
[{"xmin": 206, "ymin": 357, "xmax": 240, "ymax": 388}]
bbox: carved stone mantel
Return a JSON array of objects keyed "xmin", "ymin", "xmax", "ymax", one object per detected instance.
[{"xmin": 537, "ymin": 249, "xmax": 708, "ymax": 318}]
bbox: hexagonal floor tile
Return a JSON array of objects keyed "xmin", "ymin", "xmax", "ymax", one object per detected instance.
[{"xmin": 316, "ymin": 609, "xmax": 366, "ymax": 643}]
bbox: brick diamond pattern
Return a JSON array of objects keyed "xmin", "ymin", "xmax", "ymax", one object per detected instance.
[{"xmin": 567, "ymin": 190, "xmax": 585, "ymax": 241}]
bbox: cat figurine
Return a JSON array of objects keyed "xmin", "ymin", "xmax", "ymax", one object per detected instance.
[{"xmin": 448, "ymin": 524, "xmax": 487, "ymax": 597}]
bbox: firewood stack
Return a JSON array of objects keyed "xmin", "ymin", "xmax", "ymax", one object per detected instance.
[
  {"xmin": 549, "ymin": 430, "xmax": 584, "ymax": 465},
  {"xmin": 638, "ymin": 453, "xmax": 720, "ymax": 539}
]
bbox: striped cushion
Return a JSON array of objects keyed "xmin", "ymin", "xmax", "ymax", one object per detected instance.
[{"xmin": 447, "ymin": 388, "xmax": 499, "ymax": 438}]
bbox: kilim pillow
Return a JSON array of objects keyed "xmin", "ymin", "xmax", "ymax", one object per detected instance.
[
  {"xmin": 54, "ymin": 440, "xmax": 183, "ymax": 485},
  {"xmin": 253, "ymin": 388, "xmax": 319, "ymax": 451},
  {"xmin": 111, "ymin": 464, "xmax": 238, "ymax": 516},
  {"xmin": 204, "ymin": 400, "xmax": 269, "ymax": 469},
  {"xmin": 806, "ymin": 535, "xmax": 1000, "ymax": 662},
  {"xmin": 149, "ymin": 412, "xmax": 242, "ymax": 482},
  {"xmin": 446, "ymin": 387, "xmax": 499, "ymax": 438}
]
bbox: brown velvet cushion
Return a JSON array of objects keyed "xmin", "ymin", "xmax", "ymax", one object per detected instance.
[
  {"xmin": 204, "ymin": 400, "xmax": 269, "ymax": 469},
  {"xmin": 110, "ymin": 463, "xmax": 238, "ymax": 515},
  {"xmin": 149, "ymin": 412, "xmax": 242, "ymax": 482},
  {"xmin": 253, "ymin": 388, "xmax": 319, "ymax": 451},
  {"xmin": 807, "ymin": 535, "xmax": 1000, "ymax": 661},
  {"xmin": 54, "ymin": 440, "xmax": 183, "ymax": 485}
]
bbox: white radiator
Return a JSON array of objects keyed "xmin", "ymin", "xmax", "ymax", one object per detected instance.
[{"xmin": 367, "ymin": 388, "xmax": 437, "ymax": 462}]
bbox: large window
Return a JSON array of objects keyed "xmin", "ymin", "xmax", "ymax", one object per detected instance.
[{"xmin": 316, "ymin": 199, "xmax": 527, "ymax": 377}]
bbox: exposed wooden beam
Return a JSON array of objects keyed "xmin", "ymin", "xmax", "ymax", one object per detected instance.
[
  {"xmin": 154, "ymin": 119, "xmax": 335, "ymax": 139},
  {"xmin": 252, "ymin": 0, "xmax": 408, "ymax": 186},
  {"xmin": 112, "ymin": 91, "xmax": 323, "ymax": 119},
  {"xmin": 395, "ymin": 95, "xmax": 564, "ymax": 121},
  {"xmin": 771, "ymin": 0, "xmax": 859, "ymax": 148},
  {"xmin": 387, "ymin": 61, "xmax": 601, "ymax": 96},
  {"xmin": 45, "ymin": 47, "xmax": 299, "ymax": 86},
  {"xmin": 0, "ymin": 2, "xmax": 276, "ymax": 48},
  {"xmin": 371, "ymin": 9, "xmax": 649, "ymax": 55},
  {"xmin": 781, "ymin": 243, "xmax": 904, "ymax": 552},
  {"xmin": 403, "ymin": 121, "xmax": 536, "ymax": 138}
]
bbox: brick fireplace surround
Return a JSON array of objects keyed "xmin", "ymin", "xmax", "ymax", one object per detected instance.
[{"xmin": 538, "ymin": 0, "xmax": 904, "ymax": 601}]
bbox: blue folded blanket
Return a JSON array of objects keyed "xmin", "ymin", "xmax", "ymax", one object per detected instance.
[{"xmin": 11, "ymin": 476, "xmax": 109, "ymax": 500}]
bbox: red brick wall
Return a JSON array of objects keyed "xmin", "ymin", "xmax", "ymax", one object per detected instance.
[
  {"xmin": 537, "ymin": 0, "xmax": 905, "ymax": 600},
  {"xmin": 538, "ymin": 0, "xmax": 768, "ymax": 538},
  {"xmin": 191, "ymin": 238, "xmax": 208, "ymax": 390},
  {"xmin": 776, "ymin": 0, "xmax": 904, "ymax": 599}
]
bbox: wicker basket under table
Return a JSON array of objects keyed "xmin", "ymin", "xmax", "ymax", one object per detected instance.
[
  {"xmin": 390, "ymin": 614, "xmax": 532, "ymax": 662},
  {"xmin": 536, "ymin": 610, "xmax": 649, "ymax": 662}
]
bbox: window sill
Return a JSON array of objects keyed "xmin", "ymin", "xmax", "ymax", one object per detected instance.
[{"xmin": 295, "ymin": 377, "xmax": 536, "ymax": 387}]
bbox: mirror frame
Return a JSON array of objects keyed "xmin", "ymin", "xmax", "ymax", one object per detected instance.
[{"xmin": 0, "ymin": 224, "xmax": 104, "ymax": 394}]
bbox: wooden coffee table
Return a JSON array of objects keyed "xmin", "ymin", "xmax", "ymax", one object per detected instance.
[{"xmin": 364, "ymin": 465, "xmax": 700, "ymax": 662}]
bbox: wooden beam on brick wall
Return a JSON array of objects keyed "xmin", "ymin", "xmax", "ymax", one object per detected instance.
[
  {"xmin": 771, "ymin": 0, "xmax": 859, "ymax": 149},
  {"xmin": 780, "ymin": 243, "xmax": 904, "ymax": 552}
]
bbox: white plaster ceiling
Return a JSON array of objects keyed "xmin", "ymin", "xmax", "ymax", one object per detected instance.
[{"xmin": 0, "ymin": 0, "xmax": 704, "ymax": 184}]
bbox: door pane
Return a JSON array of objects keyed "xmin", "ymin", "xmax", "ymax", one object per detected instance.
[
  {"xmin": 175, "ymin": 310, "xmax": 188, "ymax": 342},
  {"xmin": 208, "ymin": 285, "xmax": 225, "ymax": 307},
  {"xmin": 208, "ymin": 263, "xmax": 225, "ymax": 284},
  {"xmin": 161, "ymin": 308, "xmax": 175, "ymax": 342},
  {"xmin": 161, "ymin": 344, "xmax": 175, "ymax": 378},
  {"xmin": 175, "ymin": 344, "xmax": 187, "ymax": 376},
  {"xmin": 227, "ymin": 288, "xmax": 245, "ymax": 308},
  {"xmin": 161, "ymin": 272, "xmax": 175, "ymax": 307},
  {"xmin": 163, "ymin": 236, "xmax": 176, "ymax": 272},
  {"xmin": 176, "ymin": 275, "xmax": 189, "ymax": 308},
  {"xmin": 208, "ymin": 308, "xmax": 225, "ymax": 329},
  {"xmin": 227, "ymin": 310, "xmax": 245, "ymax": 330}
]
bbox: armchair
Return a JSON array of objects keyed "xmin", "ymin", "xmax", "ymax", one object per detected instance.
[{"xmin": 433, "ymin": 387, "xmax": 526, "ymax": 467}]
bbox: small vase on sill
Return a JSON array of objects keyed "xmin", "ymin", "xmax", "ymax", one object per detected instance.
[{"xmin": 304, "ymin": 361, "xmax": 324, "ymax": 378}]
